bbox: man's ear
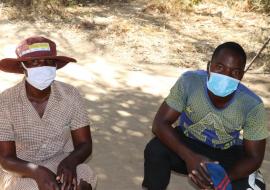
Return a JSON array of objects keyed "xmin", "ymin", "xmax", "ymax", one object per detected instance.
[
  {"xmin": 207, "ymin": 61, "xmax": 210, "ymax": 73},
  {"xmin": 239, "ymin": 71, "xmax": 245, "ymax": 81}
]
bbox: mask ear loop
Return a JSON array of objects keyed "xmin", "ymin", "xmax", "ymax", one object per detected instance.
[
  {"xmin": 21, "ymin": 62, "xmax": 28, "ymax": 77},
  {"xmin": 207, "ymin": 61, "xmax": 212, "ymax": 80},
  {"xmin": 207, "ymin": 61, "xmax": 211, "ymax": 73}
]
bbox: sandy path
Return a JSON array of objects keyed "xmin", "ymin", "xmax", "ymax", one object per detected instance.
[{"xmin": 0, "ymin": 1, "xmax": 269, "ymax": 189}]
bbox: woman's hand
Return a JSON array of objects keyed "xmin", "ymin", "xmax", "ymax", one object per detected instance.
[
  {"xmin": 56, "ymin": 159, "xmax": 77, "ymax": 190},
  {"xmin": 35, "ymin": 166, "xmax": 60, "ymax": 190}
]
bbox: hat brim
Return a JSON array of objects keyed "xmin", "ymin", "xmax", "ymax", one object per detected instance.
[{"xmin": 0, "ymin": 56, "xmax": 77, "ymax": 74}]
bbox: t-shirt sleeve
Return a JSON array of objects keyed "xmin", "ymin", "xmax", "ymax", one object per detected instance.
[
  {"xmin": 165, "ymin": 75, "xmax": 187, "ymax": 113},
  {"xmin": 0, "ymin": 107, "xmax": 15, "ymax": 141},
  {"xmin": 70, "ymin": 89, "xmax": 90, "ymax": 130},
  {"xmin": 243, "ymin": 103, "xmax": 269, "ymax": 140}
]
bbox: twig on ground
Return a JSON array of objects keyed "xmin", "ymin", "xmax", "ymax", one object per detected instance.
[{"xmin": 245, "ymin": 37, "xmax": 270, "ymax": 72}]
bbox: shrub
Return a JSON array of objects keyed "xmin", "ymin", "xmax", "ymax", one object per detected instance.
[
  {"xmin": 144, "ymin": 0, "xmax": 202, "ymax": 15},
  {"xmin": 251, "ymin": 0, "xmax": 270, "ymax": 12}
]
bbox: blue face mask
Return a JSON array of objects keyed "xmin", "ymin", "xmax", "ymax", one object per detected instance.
[{"xmin": 207, "ymin": 72, "xmax": 240, "ymax": 97}]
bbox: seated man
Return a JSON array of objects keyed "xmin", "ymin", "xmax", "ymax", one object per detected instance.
[
  {"xmin": 0, "ymin": 36, "xmax": 97, "ymax": 190},
  {"xmin": 142, "ymin": 42, "xmax": 269, "ymax": 190}
]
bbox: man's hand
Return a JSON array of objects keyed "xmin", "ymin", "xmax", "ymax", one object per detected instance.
[
  {"xmin": 35, "ymin": 166, "xmax": 60, "ymax": 190},
  {"xmin": 186, "ymin": 153, "xmax": 215, "ymax": 190},
  {"xmin": 56, "ymin": 159, "xmax": 77, "ymax": 190}
]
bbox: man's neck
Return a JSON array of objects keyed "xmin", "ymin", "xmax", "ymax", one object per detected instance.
[{"xmin": 207, "ymin": 89, "xmax": 235, "ymax": 109}]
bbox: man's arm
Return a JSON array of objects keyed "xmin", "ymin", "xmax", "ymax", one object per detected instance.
[
  {"xmin": 0, "ymin": 141, "xmax": 60, "ymax": 190},
  {"xmin": 56, "ymin": 125, "xmax": 92, "ymax": 189},
  {"xmin": 228, "ymin": 139, "xmax": 266, "ymax": 181},
  {"xmin": 153, "ymin": 101, "xmax": 213, "ymax": 189},
  {"xmin": 153, "ymin": 101, "xmax": 194, "ymax": 161}
]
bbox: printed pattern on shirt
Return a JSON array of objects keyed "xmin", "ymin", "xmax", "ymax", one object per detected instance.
[{"xmin": 165, "ymin": 70, "xmax": 269, "ymax": 149}]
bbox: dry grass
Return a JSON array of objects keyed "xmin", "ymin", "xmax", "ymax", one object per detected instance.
[
  {"xmin": 143, "ymin": 0, "xmax": 199, "ymax": 15},
  {"xmin": 0, "ymin": 0, "xmax": 269, "ymax": 72},
  {"xmin": 146, "ymin": 0, "xmax": 270, "ymax": 14}
]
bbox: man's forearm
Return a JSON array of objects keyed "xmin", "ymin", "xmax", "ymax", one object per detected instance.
[
  {"xmin": 228, "ymin": 139, "xmax": 266, "ymax": 181},
  {"xmin": 228, "ymin": 156, "xmax": 262, "ymax": 181},
  {"xmin": 153, "ymin": 123, "xmax": 195, "ymax": 162},
  {"xmin": 0, "ymin": 156, "xmax": 41, "ymax": 179}
]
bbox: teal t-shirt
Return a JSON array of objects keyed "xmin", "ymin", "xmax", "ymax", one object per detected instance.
[{"xmin": 165, "ymin": 70, "xmax": 269, "ymax": 149}]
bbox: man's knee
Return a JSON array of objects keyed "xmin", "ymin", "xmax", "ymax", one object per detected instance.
[
  {"xmin": 232, "ymin": 171, "xmax": 265, "ymax": 190},
  {"xmin": 144, "ymin": 137, "xmax": 170, "ymax": 161}
]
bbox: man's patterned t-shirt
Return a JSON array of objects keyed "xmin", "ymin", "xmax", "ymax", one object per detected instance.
[{"xmin": 165, "ymin": 70, "xmax": 269, "ymax": 149}]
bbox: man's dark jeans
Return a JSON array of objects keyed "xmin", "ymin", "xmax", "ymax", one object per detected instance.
[{"xmin": 142, "ymin": 128, "xmax": 265, "ymax": 190}]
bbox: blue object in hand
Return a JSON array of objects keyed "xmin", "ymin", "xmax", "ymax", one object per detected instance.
[{"xmin": 205, "ymin": 163, "xmax": 232, "ymax": 190}]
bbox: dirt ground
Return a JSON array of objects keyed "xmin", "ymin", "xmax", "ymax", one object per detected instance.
[{"xmin": 0, "ymin": 1, "xmax": 269, "ymax": 189}]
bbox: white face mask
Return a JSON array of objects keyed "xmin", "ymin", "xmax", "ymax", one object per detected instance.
[{"xmin": 21, "ymin": 63, "xmax": 56, "ymax": 90}]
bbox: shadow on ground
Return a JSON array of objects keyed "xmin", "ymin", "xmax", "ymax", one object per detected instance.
[{"xmin": 55, "ymin": 70, "xmax": 163, "ymax": 189}]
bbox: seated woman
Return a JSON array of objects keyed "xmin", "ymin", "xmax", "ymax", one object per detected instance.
[{"xmin": 0, "ymin": 36, "xmax": 97, "ymax": 190}]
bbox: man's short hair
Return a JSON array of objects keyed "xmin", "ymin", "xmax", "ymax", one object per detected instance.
[{"xmin": 211, "ymin": 42, "xmax": 247, "ymax": 66}]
